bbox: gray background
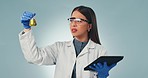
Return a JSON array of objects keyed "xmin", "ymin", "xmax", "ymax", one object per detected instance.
[{"xmin": 0, "ymin": 0, "xmax": 148, "ymax": 78}]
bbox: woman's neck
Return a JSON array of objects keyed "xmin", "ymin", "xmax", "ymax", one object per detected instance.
[{"xmin": 75, "ymin": 36, "xmax": 89, "ymax": 42}]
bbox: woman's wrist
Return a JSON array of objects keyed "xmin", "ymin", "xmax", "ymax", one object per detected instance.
[
  {"xmin": 97, "ymin": 74, "xmax": 107, "ymax": 78},
  {"xmin": 23, "ymin": 28, "xmax": 31, "ymax": 32}
]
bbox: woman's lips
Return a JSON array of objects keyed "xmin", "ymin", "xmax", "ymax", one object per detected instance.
[{"xmin": 71, "ymin": 28, "xmax": 77, "ymax": 33}]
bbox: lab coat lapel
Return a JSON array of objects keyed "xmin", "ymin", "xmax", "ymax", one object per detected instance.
[
  {"xmin": 66, "ymin": 40, "xmax": 76, "ymax": 58},
  {"xmin": 77, "ymin": 39, "xmax": 95, "ymax": 58}
]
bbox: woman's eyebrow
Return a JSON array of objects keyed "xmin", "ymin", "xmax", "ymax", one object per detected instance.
[{"xmin": 70, "ymin": 17, "xmax": 76, "ymax": 19}]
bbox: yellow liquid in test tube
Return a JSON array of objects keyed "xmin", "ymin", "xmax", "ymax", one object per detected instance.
[{"xmin": 29, "ymin": 18, "xmax": 37, "ymax": 26}]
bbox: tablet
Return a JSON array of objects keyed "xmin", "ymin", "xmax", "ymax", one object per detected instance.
[{"xmin": 84, "ymin": 56, "xmax": 124, "ymax": 71}]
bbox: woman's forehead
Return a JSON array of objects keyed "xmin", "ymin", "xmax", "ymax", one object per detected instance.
[{"xmin": 71, "ymin": 11, "xmax": 87, "ymax": 20}]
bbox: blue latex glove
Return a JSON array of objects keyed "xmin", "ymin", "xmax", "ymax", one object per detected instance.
[
  {"xmin": 89, "ymin": 62, "xmax": 116, "ymax": 78},
  {"xmin": 21, "ymin": 11, "xmax": 36, "ymax": 29}
]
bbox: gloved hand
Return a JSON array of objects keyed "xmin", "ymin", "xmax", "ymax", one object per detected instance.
[
  {"xmin": 89, "ymin": 62, "xmax": 116, "ymax": 78},
  {"xmin": 21, "ymin": 11, "xmax": 36, "ymax": 29}
]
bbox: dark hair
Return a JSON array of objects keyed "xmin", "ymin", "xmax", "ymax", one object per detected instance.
[{"xmin": 71, "ymin": 6, "xmax": 101, "ymax": 45}]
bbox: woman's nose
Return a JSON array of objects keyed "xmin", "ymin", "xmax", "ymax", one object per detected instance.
[{"xmin": 71, "ymin": 21, "xmax": 77, "ymax": 27}]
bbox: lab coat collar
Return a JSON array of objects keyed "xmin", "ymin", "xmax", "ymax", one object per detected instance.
[
  {"xmin": 66, "ymin": 39, "xmax": 96, "ymax": 57},
  {"xmin": 66, "ymin": 39, "xmax": 96, "ymax": 49},
  {"xmin": 86, "ymin": 39, "xmax": 96, "ymax": 49},
  {"xmin": 78, "ymin": 39, "xmax": 96, "ymax": 57}
]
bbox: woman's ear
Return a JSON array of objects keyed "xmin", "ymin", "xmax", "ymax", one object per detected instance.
[{"xmin": 88, "ymin": 24, "xmax": 92, "ymax": 32}]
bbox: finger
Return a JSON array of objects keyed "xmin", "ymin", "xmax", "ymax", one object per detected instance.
[
  {"xmin": 97, "ymin": 63, "xmax": 103, "ymax": 68},
  {"xmin": 103, "ymin": 62, "xmax": 108, "ymax": 67},
  {"xmin": 28, "ymin": 13, "xmax": 36, "ymax": 18},
  {"xmin": 93, "ymin": 64, "xmax": 96, "ymax": 67},
  {"xmin": 89, "ymin": 66, "xmax": 98, "ymax": 71},
  {"xmin": 24, "ymin": 11, "xmax": 32, "ymax": 15},
  {"xmin": 21, "ymin": 20, "xmax": 29, "ymax": 23},
  {"xmin": 33, "ymin": 13, "xmax": 36, "ymax": 17},
  {"xmin": 21, "ymin": 16, "xmax": 30, "ymax": 20},
  {"xmin": 93, "ymin": 64, "xmax": 97, "ymax": 68},
  {"xmin": 23, "ymin": 11, "xmax": 31, "ymax": 16},
  {"xmin": 23, "ymin": 11, "xmax": 35, "ymax": 18}
]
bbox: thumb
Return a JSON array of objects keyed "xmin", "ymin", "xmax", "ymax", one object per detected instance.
[{"xmin": 33, "ymin": 13, "xmax": 36, "ymax": 17}]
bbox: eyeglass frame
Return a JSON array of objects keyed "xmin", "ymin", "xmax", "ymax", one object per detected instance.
[{"xmin": 67, "ymin": 17, "xmax": 91, "ymax": 24}]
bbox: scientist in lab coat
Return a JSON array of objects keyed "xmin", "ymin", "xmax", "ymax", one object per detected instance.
[{"xmin": 19, "ymin": 6, "xmax": 116, "ymax": 78}]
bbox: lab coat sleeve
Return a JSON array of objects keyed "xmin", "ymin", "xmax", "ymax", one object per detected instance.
[{"xmin": 19, "ymin": 30, "xmax": 59, "ymax": 65}]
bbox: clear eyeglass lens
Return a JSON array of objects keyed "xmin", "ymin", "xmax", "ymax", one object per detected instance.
[
  {"xmin": 74, "ymin": 19, "xmax": 82, "ymax": 22},
  {"xmin": 68, "ymin": 18, "xmax": 83, "ymax": 25}
]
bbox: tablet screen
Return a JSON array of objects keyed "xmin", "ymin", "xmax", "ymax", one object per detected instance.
[{"xmin": 84, "ymin": 56, "xmax": 124, "ymax": 71}]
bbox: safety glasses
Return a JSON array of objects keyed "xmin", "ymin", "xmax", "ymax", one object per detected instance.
[{"xmin": 67, "ymin": 17, "xmax": 91, "ymax": 25}]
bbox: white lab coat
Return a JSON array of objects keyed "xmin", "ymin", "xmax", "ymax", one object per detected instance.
[{"xmin": 19, "ymin": 30, "xmax": 107, "ymax": 78}]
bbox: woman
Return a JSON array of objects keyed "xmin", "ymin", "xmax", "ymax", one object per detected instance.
[{"xmin": 19, "ymin": 6, "xmax": 116, "ymax": 78}]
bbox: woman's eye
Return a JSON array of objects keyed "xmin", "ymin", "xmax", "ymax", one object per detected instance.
[
  {"xmin": 77, "ymin": 20, "xmax": 82, "ymax": 22},
  {"xmin": 70, "ymin": 19, "xmax": 74, "ymax": 22}
]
